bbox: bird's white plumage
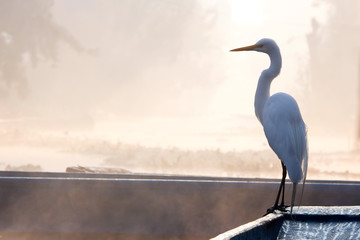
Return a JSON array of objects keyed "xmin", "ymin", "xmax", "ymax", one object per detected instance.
[
  {"xmin": 230, "ymin": 38, "xmax": 308, "ymax": 213},
  {"xmin": 262, "ymin": 92, "xmax": 307, "ymax": 183}
]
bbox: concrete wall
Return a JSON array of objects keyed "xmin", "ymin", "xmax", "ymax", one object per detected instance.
[{"xmin": 0, "ymin": 172, "xmax": 359, "ymax": 239}]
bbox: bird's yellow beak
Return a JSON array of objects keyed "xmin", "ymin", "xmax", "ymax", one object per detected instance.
[{"xmin": 230, "ymin": 44, "xmax": 263, "ymax": 52}]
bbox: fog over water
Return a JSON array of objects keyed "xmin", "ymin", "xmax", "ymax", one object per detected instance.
[{"xmin": 0, "ymin": 0, "xmax": 359, "ymax": 180}]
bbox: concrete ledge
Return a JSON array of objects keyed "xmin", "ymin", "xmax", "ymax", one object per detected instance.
[
  {"xmin": 212, "ymin": 206, "xmax": 360, "ymax": 240},
  {"xmin": 211, "ymin": 213, "xmax": 284, "ymax": 240}
]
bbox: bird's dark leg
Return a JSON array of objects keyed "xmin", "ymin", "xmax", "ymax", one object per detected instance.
[
  {"xmin": 278, "ymin": 162, "xmax": 288, "ymax": 211},
  {"xmin": 265, "ymin": 162, "xmax": 287, "ymax": 215}
]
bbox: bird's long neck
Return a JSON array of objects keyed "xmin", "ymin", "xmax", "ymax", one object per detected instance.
[{"xmin": 254, "ymin": 48, "xmax": 282, "ymax": 123}]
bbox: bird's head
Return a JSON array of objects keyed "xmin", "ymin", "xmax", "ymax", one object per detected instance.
[{"xmin": 230, "ymin": 38, "xmax": 279, "ymax": 55}]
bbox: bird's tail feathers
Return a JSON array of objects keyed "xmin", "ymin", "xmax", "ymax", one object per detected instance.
[{"xmin": 298, "ymin": 130, "xmax": 309, "ymax": 209}]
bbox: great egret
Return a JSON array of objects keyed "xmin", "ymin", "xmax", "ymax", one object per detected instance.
[{"xmin": 230, "ymin": 38, "xmax": 308, "ymax": 214}]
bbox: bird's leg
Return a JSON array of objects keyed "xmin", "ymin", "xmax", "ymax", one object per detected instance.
[
  {"xmin": 265, "ymin": 181, "xmax": 282, "ymax": 215},
  {"xmin": 265, "ymin": 162, "xmax": 287, "ymax": 215},
  {"xmin": 278, "ymin": 162, "xmax": 288, "ymax": 211}
]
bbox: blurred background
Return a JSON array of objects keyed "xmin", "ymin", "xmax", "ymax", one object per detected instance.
[{"xmin": 0, "ymin": 0, "xmax": 359, "ymax": 180}]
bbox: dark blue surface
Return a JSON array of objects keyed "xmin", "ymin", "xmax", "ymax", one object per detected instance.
[{"xmin": 278, "ymin": 207, "xmax": 360, "ymax": 239}]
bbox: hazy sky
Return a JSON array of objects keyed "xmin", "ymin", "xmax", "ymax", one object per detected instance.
[
  {"xmin": 1, "ymin": 0, "xmax": 359, "ymax": 152},
  {"xmin": 37, "ymin": 0, "xmax": 313, "ymax": 118}
]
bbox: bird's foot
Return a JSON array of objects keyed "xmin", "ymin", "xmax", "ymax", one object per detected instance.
[
  {"xmin": 264, "ymin": 204, "xmax": 289, "ymax": 216},
  {"xmin": 277, "ymin": 204, "xmax": 289, "ymax": 212},
  {"xmin": 264, "ymin": 206, "xmax": 277, "ymax": 216}
]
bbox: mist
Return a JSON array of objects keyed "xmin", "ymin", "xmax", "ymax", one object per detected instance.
[{"xmin": 0, "ymin": 0, "xmax": 359, "ymax": 180}]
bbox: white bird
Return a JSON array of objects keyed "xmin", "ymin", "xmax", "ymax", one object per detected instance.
[{"xmin": 230, "ymin": 38, "xmax": 308, "ymax": 214}]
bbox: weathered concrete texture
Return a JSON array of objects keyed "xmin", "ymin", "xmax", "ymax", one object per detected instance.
[
  {"xmin": 289, "ymin": 205, "xmax": 360, "ymax": 215},
  {"xmin": 213, "ymin": 206, "xmax": 360, "ymax": 240},
  {"xmin": 211, "ymin": 213, "xmax": 284, "ymax": 240}
]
